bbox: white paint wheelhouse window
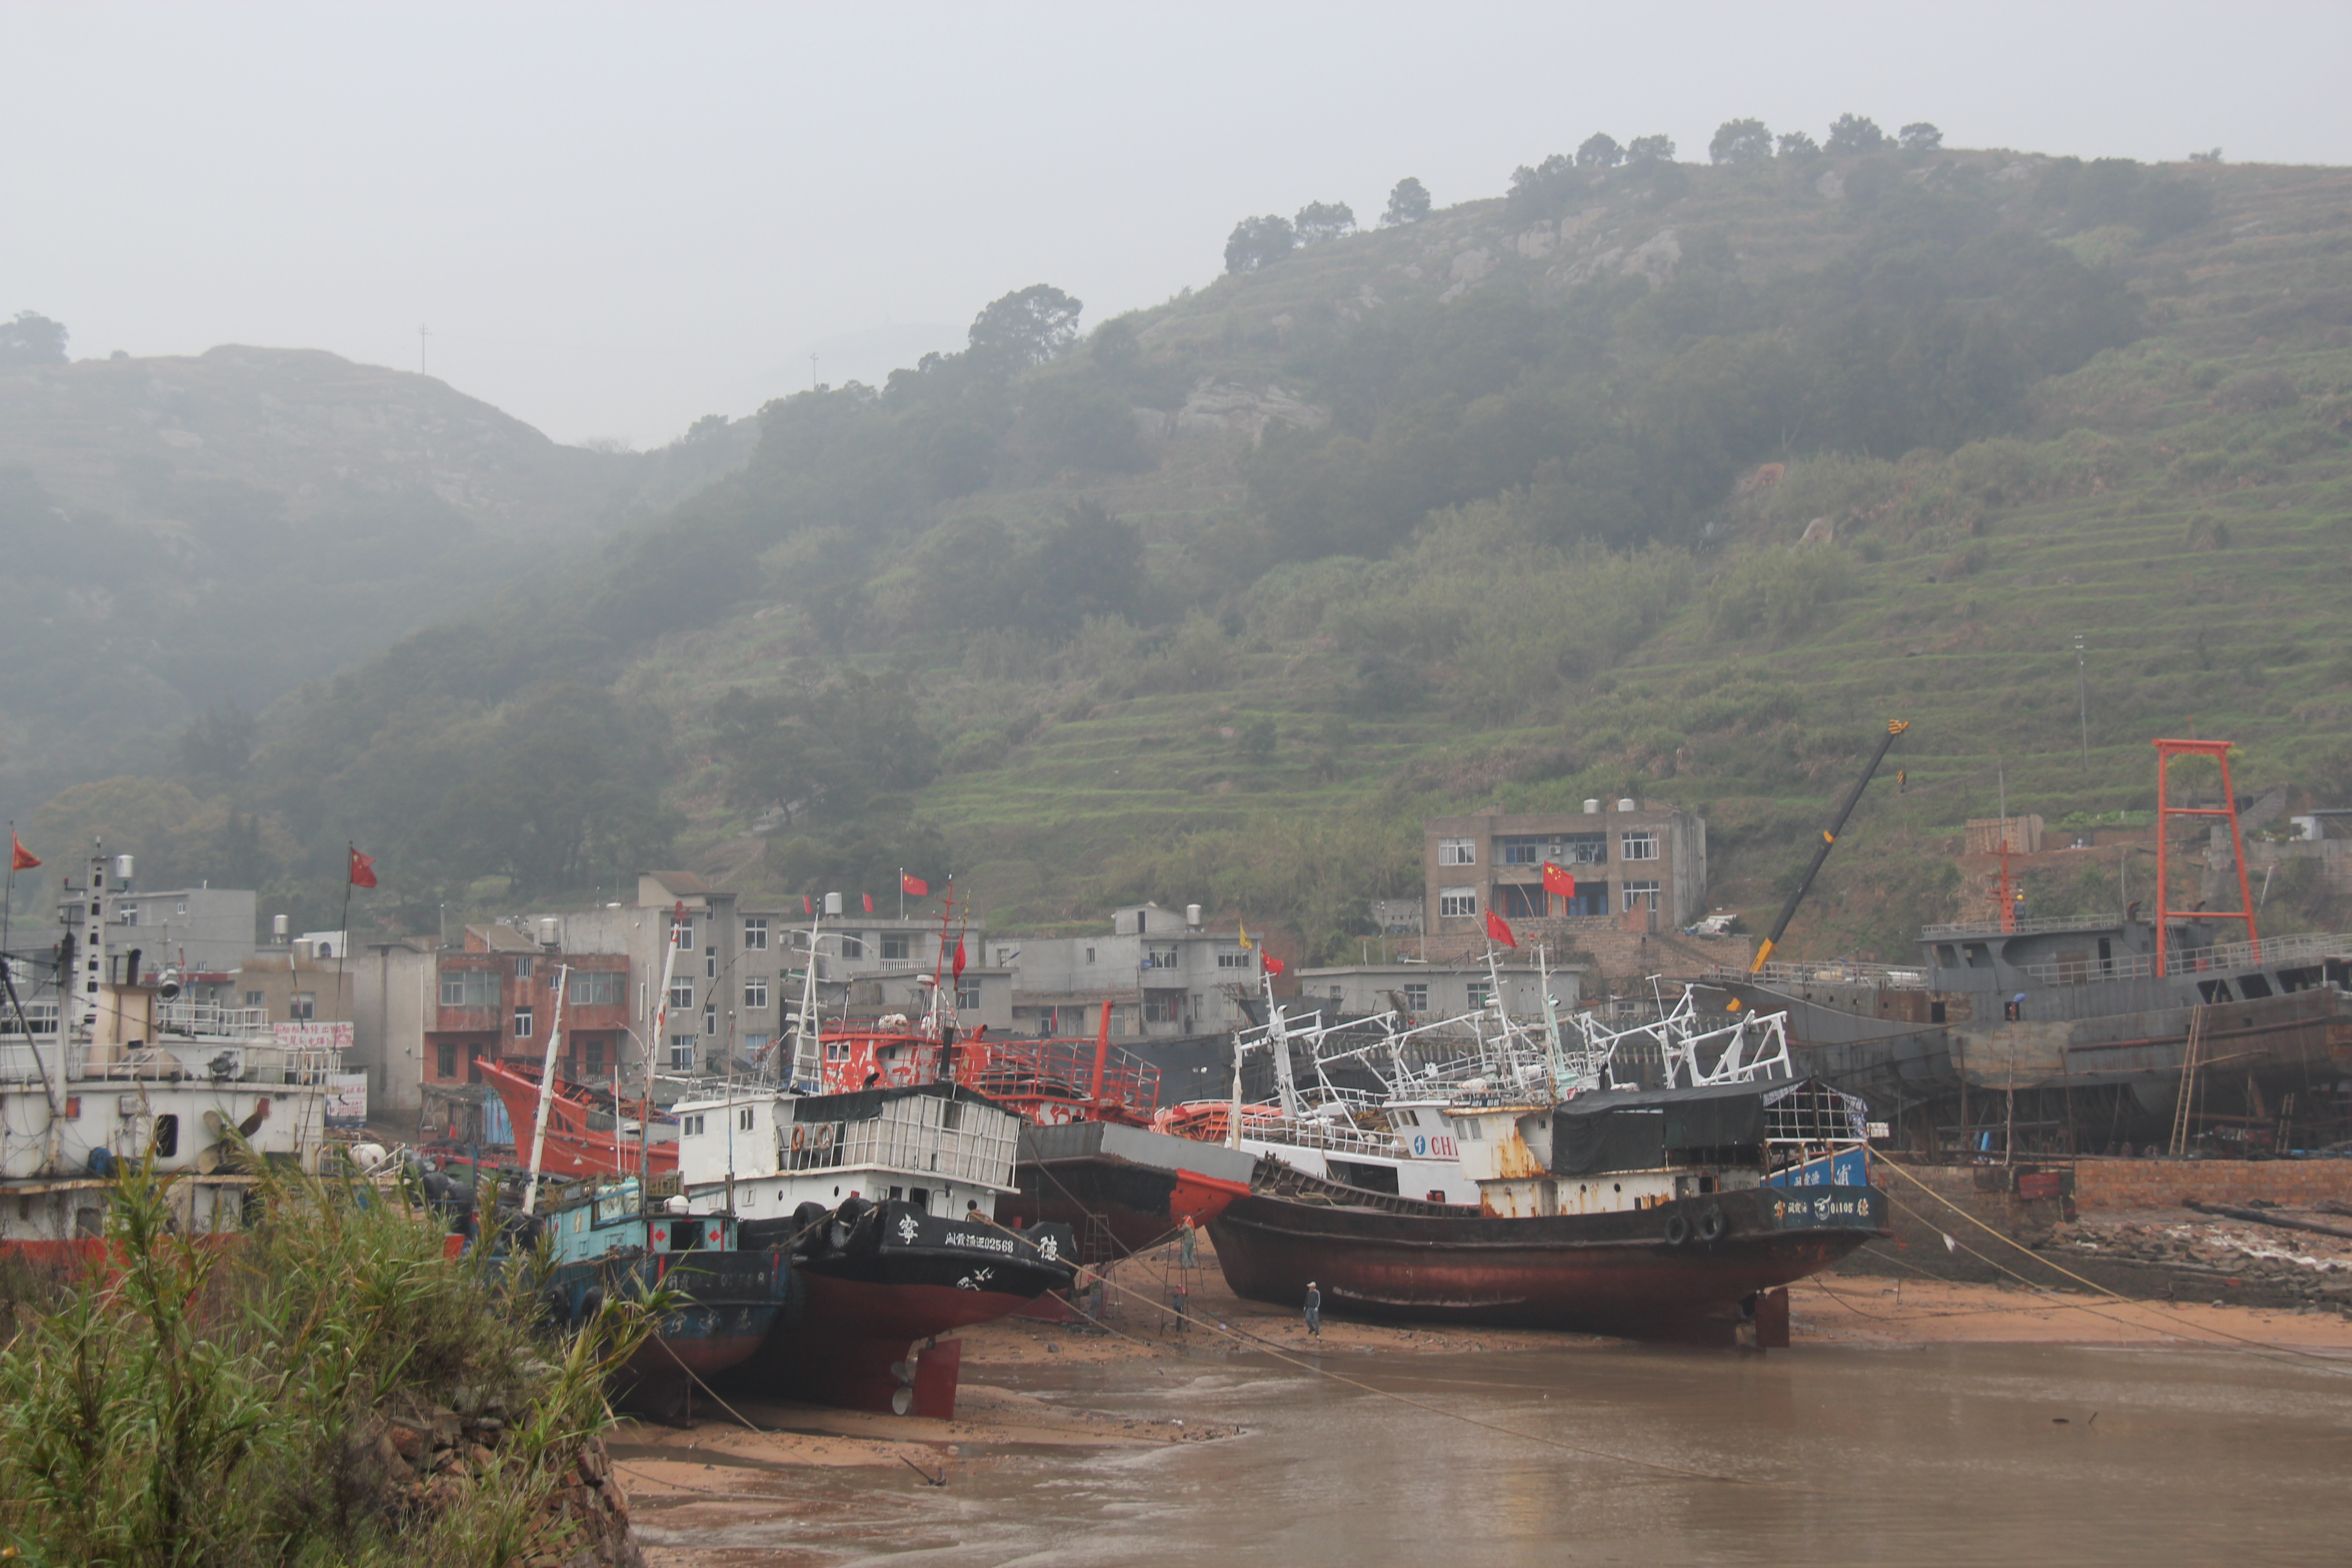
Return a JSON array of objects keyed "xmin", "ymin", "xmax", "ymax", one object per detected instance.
[
  {"xmin": 1438, "ymin": 837, "xmax": 1476, "ymax": 866},
  {"xmin": 1620, "ymin": 831, "xmax": 1660, "ymax": 862},
  {"xmin": 1622, "ymin": 881, "xmax": 1661, "ymax": 911},
  {"xmin": 1439, "ymin": 887, "xmax": 1477, "ymax": 918},
  {"xmin": 681, "ymin": 1114, "xmax": 705, "ymax": 1137}
]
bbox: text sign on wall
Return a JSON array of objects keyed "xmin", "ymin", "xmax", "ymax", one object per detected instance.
[
  {"xmin": 326, "ymin": 1073, "xmax": 369, "ymax": 1127},
  {"xmin": 274, "ymin": 1021, "xmax": 355, "ymax": 1051}
]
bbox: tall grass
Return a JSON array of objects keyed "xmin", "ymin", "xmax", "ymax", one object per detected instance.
[{"xmin": 0, "ymin": 1156, "xmax": 652, "ymax": 1567}]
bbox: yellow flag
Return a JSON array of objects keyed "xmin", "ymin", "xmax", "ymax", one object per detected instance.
[{"xmin": 1237, "ymin": 921, "xmax": 1253, "ymax": 951}]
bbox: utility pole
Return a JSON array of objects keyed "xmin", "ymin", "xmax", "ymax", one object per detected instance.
[
  {"xmin": 2075, "ymin": 634, "xmax": 2089, "ymax": 769},
  {"xmin": 809, "ymin": 352, "xmax": 819, "ymax": 390},
  {"xmin": 418, "ymin": 323, "xmax": 431, "ymax": 375}
]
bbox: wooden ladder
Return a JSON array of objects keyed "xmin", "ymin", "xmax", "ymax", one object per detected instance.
[{"xmin": 2168, "ymin": 1003, "xmax": 2207, "ymax": 1157}]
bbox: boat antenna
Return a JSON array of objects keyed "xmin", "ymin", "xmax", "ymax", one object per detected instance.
[
  {"xmin": 643, "ymin": 900, "xmax": 687, "ymax": 1200},
  {"xmin": 789, "ymin": 911, "xmax": 823, "ymax": 1092}
]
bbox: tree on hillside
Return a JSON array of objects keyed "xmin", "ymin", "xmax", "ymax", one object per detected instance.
[
  {"xmin": 181, "ymin": 704, "xmax": 258, "ymax": 788},
  {"xmin": 0, "ymin": 311, "xmax": 67, "ymax": 367},
  {"xmin": 1899, "ymin": 122, "xmax": 1943, "ymax": 152},
  {"xmin": 1709, "ymin": 118, "xmax": 1772, "ymax": 165},
  {"xmin": 1778, "ymin": 130, "xmax": 1820, "ymax": 160},
  {"xmin": 1626, "ymin": 134, "xmax": 1676, "ymax": 165},
  {"xmin": 1023, "ymin": 500, "xmax": 1142, "ymax": 635},
  {"xmin": 1092, "ymin": 318, "xmax": 1142, "ymax": 373},
  {"xmin": 2188, "ymin": 147, "xmax": 2224, "ymax": 164},
  {"xmin": 967, "ymin": 284, "xmax": 1084, "ymax": 374},
  {"xmin": 1382, "ymin": 177, "xmax": 1431, "ymax": 225},
  {"xmin": 1825, "ymin": 113, "xmax": 1887, "ymax": 154},
  {"xmin": 1506, "ymin": 154, "xmax": 1587, "ymax": 220},
  {"xmin": 1575, "ymin": 133, "xmax": 1622, "ymax": 169},
  {"xmin": 1295, "ymin": 201, "xmax": 1356, "ymax": 244},
  {"xmin": 1224, "ymin": 215, "xmax": 1297, "ymax": 274}
]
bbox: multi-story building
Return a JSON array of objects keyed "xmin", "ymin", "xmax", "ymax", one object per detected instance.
[
  {"xmin": 1295, "ymin": 960, "xmax": 1581, "ymax": 1023},
  {"xmin": 1005, "ymin": 902, "xmax": 1262, "ymax": 1039},
  {"xmin": 1425, "ymin": 800, "xmax": 1707, "ymax": 940},
  {"xmin": 103, "ymin": 885, "xmax": 256, "ymax": 974}
]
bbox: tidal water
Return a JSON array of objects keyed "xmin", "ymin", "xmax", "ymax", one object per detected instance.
[{"xmin": 643, "ymin": 1341, "xmax": 2352, "ymax": 1565}]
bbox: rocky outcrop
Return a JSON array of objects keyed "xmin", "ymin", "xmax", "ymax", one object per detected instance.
[{"xmin": 1174, "ymin": 380, "xmax": 1332, "ymax": 444}]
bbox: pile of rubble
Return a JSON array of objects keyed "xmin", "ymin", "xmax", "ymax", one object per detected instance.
[
  {"xmin": 2053, "ymin": 1211, "xmax": 2352, "ymax": 1308},
  {"xmin": 367, "ymin": 1392, "xmax": 643, "ymax": 1568}
]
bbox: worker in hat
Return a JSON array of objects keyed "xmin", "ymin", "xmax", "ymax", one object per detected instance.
[{"xmin": 1303, "ymin": 1281, "xmax": 1321, "ymax": 1337}]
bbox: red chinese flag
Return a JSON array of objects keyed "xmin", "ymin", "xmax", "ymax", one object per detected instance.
[
  {"xmin": 802, "ymin": 893, "xmax": 813, "ymax": 916},
  {"xmin": 952, "ymin": 936, "xmax": 967, "ymax": 979},
  {"xmin": 10, "ymin": 833, "xmax": 39, "ymax": 872},
  {"xmin": 862, "ymin": 892, "xmax": 874, "ymax": 913},
  {"xmin": 902, "ymin": 872, "xmax": 929, "ymax": 898},
  {"xmin": 1541, "ymin": 860, "xmax": 1575, "ymax": 898},
  {"xmin": 1485, "ymin": 909, "xmax": 1517, "ymax": 948},
  {"xmin": 1262, "ymin": 953, "xmax": 1286, "ymax": 978},
  {"xmin": 348, "ymin": 847, "xmax": 378, "ymax": 888}
]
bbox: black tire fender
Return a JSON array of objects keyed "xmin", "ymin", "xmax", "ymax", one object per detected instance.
[
  {"xmin": 1662, "ymin": 1212, "xmax": 1691, "ymax": 1246},
  {"xmin": 1698, "ymin": 1206, "xmax": 1728, "ymax": 1244}
]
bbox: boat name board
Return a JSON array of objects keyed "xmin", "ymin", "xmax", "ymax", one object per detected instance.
[{"xmin": 1765, "ymin": 1188, "xmax": 1880, "ymax": 1228}]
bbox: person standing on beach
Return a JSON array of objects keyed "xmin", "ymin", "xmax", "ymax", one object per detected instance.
[{"xmin": 1303, "ymin": 1281, "xmax": 1321, "ymax": 1336}]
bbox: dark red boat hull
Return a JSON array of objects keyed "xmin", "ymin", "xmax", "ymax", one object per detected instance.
[{"xmin": 1210, "ymin": 1181, "xmax": 1883, "ymax": 1346}]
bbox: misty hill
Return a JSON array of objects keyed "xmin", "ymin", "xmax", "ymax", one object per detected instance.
[
  {"xmin": 0, "ymin": 346, "xmax": 754, "ymax": 815},
  {"xmin": 28, "ymin": 137, "xmax": 2352, "ymax": 968}
]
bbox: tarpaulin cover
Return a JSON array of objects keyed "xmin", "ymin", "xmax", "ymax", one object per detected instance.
[{"xmin": 1550, "ymin": 1081, "xmax": 1769, "ymax": 1176}]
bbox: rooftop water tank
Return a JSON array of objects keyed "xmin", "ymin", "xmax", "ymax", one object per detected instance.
[
  {"xmin": 824, "ymin": 892, "xmax": 843, "ymax": 917},
  {"xmin": 1186, "ymin": 904, "xmax": 1203, "ymax": 929},
  {"xmin": 1583, "ymin": 799, "xmax": 1600, "ymax": 814},
  {"xmin": 1617, "ymin": 798, "xmax": 1637, "ymax": 812}
]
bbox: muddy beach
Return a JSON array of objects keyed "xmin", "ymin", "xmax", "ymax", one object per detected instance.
[{"xmin": 618, "ymin": 1233, "xmax": 2352, "ymax": 1566}]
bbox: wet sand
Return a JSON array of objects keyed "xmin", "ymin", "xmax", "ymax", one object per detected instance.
[{"xmin": 622, "ymin": 1239, "xmax": 2352, "ymax": 1564}]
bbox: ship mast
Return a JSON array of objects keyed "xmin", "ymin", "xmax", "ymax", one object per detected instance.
[{"xmin": 520, "ymin": 962, "xmax": 569, "ymax": 1215}]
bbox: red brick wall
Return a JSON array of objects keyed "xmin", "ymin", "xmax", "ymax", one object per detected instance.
[{"xmin": 2071, "ymin": 1158, "xmax": 2352, "ymax": 1210}]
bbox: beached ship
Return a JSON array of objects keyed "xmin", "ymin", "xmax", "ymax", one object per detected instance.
[
  {"xmin": 1209, "ymin": 1073, "xmax": 1884, "ymax": 1347},
  {"xmin": 666, "ymin": 1078, "xmax": 1077, "ymax": 1414},
  {"xmin": 0, "ymin": 847, "xmax": 345, "ymax": 1260},
  {"xmin": 479, "ymin": 1056, "xmax": 678, "ymax": 1180},
  {"xmin": 536, "ymin": 1176, "xmax": 798, "ymax": 1422}
]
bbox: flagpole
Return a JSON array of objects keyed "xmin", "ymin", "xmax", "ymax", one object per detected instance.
[
  {"xmin": 898, "ymin": 868, "xmax": 905, "ymax": 921},
  {"xmin": 337, "ymin": 842, "xmax": 358, "ymax": 1041},
  {"xmin": 2, "ymin": 821, "xmax": 15, "ymax": 966}
]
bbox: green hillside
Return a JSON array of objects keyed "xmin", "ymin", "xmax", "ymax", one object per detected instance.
[
  {"xmin": 0, "ymin": 346, "xmax": 753, "ymax": 816},
  {"xmin": 26, "ymin": 137, "xmax": 2352, "ymax": 966}
]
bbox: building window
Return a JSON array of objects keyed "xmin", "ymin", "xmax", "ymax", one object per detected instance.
[
  {"xmin": 1498, "ymin": 837, "xmax": 1545, "ymax": 865},
  {"xmin": 244, "ymin": 990, "xmax": 265, "ymax": 1009},
  {"xmin": 1216, "ymin": 949, "xmax": 1250, "ymax": 969},
  {"xmin": 668, "ymin": 980, "xmax": 694, "ymax": 1010},
  {"xmin": 584, "ymin": 1039, "xmax": 605, "ymax": 1075},
  {"xmin": 514, "ymin": 1008, "xmax": 534, "ymax": 1039},
  {"xmin": 1142, "ymin": 993, "xmax": 1182, "ymax": 1024},
  {"xmin": 839, "ymin": 935, "xmax": 865, "ymax": 960},
  {"xmin": 1561, "ymin": 833, "xmax": 1607, "ymax": 865},
  {"xmin": 1085, "ymin": 946, "xmax": 1096, "ymax": 964},
  {"xmin": 289, "ymin": 992, "xmax": 315, "ymax": 1021},
  {"xmin": 1620, "ymin": 831, "xmax": 1659, "ymax": 862},
  {"xmin": 956, "ymin": 979, "xmax": 980, "ymax": 1009},
  {"xmin": 437, "ymin": 1042, "xmax": 457, "ymax": 1078},
  {"xmin": 703, "ymin": 953, "xmax": 716, "ymax": 979},
  {"xmin": 1439, "ymin": 887, "xmax": 1477, "ymax": 918},
  {"xmin": 672, "ymin": 918, "xmax": 694, "ymax": 951},
  {"xmin": 118, "ymin": 905, "xmax": 139, "ymax": 926},
  {"xmin": 681, "ymin": 1114, "xmax": 705, "ymax": 1137},
  {"xmin": 1439, "ymin": 837, "xmax": 1476, "ymax": 866},
  {"xmin": 176, "ymin": 899, "xmax": 187, "ymax": 916},
  {"xmin": 744, "ymin": 978, "xmax": 769, "ymax": 1009},
  {"xmin": 670, "ymin": 1036, "xmax": 695, "ymax": 1070},
  {"xmin": 568, "ymin": 970, "xmax": 623, "ymax": 1006},
  {"xmin": 1466, "ymin": 982, "xmax": 1491, "ymax": 1011},
  {"xmin": 881, "ymin": 933, "xmax": 910, "ymax": 960},
  {"xmin": 1144, "ymin": 945, "xmax": 1179, "ymax": 970},
  {"xmin": 703, "ymin": 1003, "xmax": 717, "ymax": 1036},
  {"xmin": 1622, "ymin": 881, "xmax": 1661, "ymax": 911},
  {"xmin": 1403, "ymin": 982, "xmax": 1428, "ymax": 1012},
  {"xmin": 1499, "ymin": 884, "xmax": 1548, "ymax": 919},
  {"xmin": 743, "ymin": 918, "xmax": 768, "ymax": 951},
  {"xmin": 439, "ymin": 970, "xmax": 495, "ymax": 1007},
  {"xmin": 515, "ymin": 955, "xmax": 533, "ymax": 980}
]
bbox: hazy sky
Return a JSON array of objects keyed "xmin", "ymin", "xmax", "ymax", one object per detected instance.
[{"xmin": 10, "ymin": 1, "xmax": 2349, "ymax": 447}]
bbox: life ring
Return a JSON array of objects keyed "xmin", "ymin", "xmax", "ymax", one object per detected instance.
[
  {"xmin": 812, "ymin": 1123, "xmax": 835, "ymax": 1152},
  {"xmin": 789, "ymin": 1124, "xmax": 807, "ymax": 1152},
  {"xmin": 1662, "ymin": 1212, "xmax": 1691, "ymax": 1246},
  {"xmin": 1697, "ymin": 1206, "xmax": 1727, "ymax": 1244}
]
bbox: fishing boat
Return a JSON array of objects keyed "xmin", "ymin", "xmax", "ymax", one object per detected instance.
[
  {"xmin": 0, "ymin": 847, "xmax": 345, "ymax": 1261},
  {"xmin": 534, "ymin": 1176, "xmax": 798, "ymax": 1423},
  {"xmin": 478, "ymin": 1056, "xmax": 677, "ymax": 1179},
  {"xmin": 667, "ymin": 1078, "xmax": 1077, "ymax": 1415},
  {"xmin": 1209, "ymin": 1074, "xmax": 1885, "ymax": 1348}
]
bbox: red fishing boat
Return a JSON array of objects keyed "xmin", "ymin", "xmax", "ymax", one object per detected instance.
[{"xmin": 478, "ymin": 1056, "xmax": 677, "ymax": 1179}]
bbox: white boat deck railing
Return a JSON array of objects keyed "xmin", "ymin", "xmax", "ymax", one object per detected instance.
[
  {"xmin": 1244, "ymin": 1116, "xmax": 1403, "ymax": 1160},
  {"xmin": 157, "ymin": 1001, "xmax": 273, "ymax": 1036},
  {"xmin": 1921, "ymin": 913, "xmax": 2123, "ymax": 940},
  {"xmin": 2023, "ymin": 929, "xmax": 2352, "ymax": 986}
]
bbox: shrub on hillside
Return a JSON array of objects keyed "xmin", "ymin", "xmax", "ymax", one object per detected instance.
[{"xmin": 1704, "ymin": 547, "xmax": 1858, "ymax": 643}]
